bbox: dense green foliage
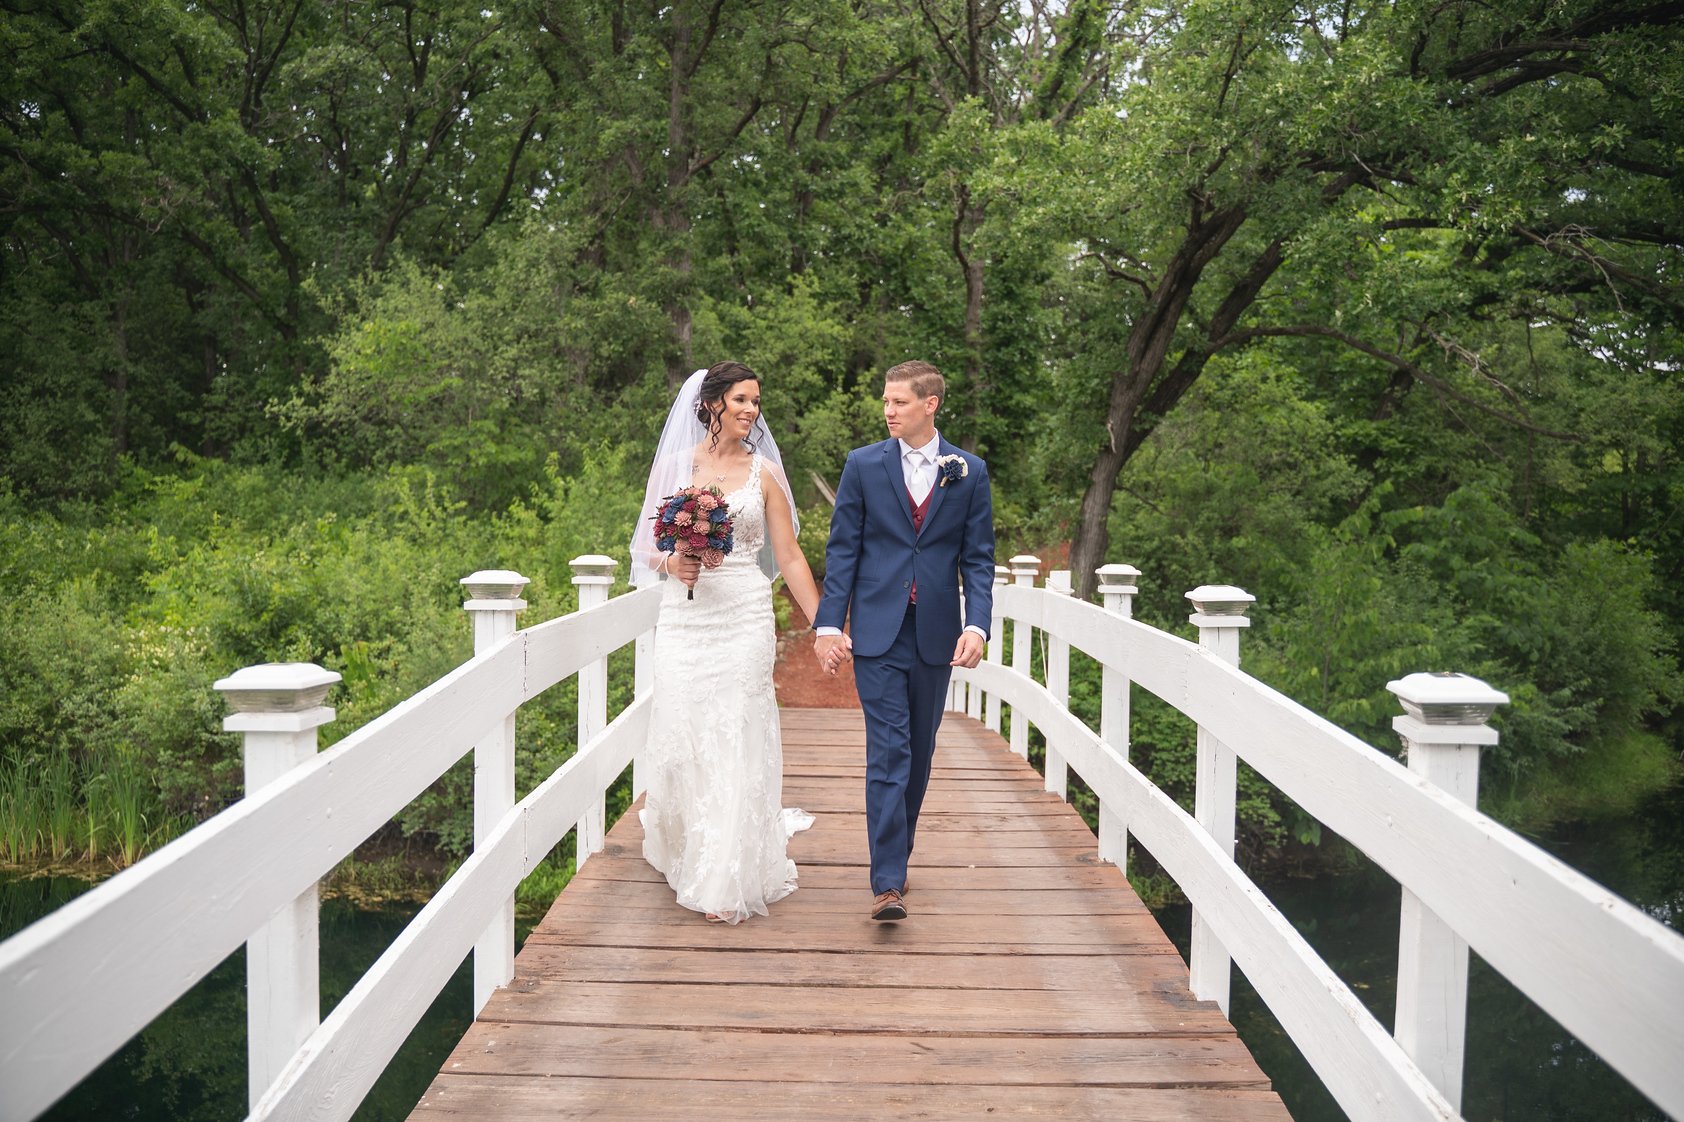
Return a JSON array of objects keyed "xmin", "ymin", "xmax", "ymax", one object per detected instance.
[
  {"xmin": 2, "ymin": 0, "xmax": 1678, "ymax": 871},
  {"xmin": 0, "ymin": 454, "xmax": 643, "ymax": 866}
]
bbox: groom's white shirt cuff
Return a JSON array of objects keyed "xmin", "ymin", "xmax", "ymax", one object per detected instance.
[{"xmin": 817, "ymin": 624, "xmax": 987, "ymax": 639}]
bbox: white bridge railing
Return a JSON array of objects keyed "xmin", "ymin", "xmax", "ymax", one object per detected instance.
[
  {"xmin": 0, "ymin": 558, "xmax": 660, "ymax": 1122},
  {"xmin": 4, "ymin": 551, "xmax": 1682, "ymax": 1122},
  {"xmin": 949, "ymin": 554, "xmax": 1684, "ymax": 1122}
]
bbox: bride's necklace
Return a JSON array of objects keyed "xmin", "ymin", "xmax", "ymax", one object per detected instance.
[{"xmin": 696, "ymin": 446, "xmax": 748, "ymax": 485}]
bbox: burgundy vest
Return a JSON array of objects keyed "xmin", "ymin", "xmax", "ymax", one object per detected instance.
[{"xmin": 908, "ymin": 485, "xmax": 932, "ymax": 602}]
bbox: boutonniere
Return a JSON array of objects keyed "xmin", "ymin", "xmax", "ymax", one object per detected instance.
[{"xmin": 935, "ymin": 453, "xmax": 968, "ymax": 487}]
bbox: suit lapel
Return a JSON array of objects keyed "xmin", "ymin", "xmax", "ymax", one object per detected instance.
[{"xmin": 881, "ymin": 441, "xmax": 916, "ymax": 529}]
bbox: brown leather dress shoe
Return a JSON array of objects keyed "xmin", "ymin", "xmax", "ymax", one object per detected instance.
[{"xmin": 871, "ymin": 889, "xmax": 907, "ymax": 922}]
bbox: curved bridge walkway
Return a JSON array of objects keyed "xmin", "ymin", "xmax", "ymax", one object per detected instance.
[{"xmin": 408, "ymin": 708, "xmax": 1290, "ymax": 1120}]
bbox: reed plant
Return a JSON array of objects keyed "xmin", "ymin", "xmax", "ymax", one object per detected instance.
[
  {"xmin": 40, "ymin": 753, "xmax": 77, "ymax": 862},
  {"xmin": 0, "ymin": 747, "xmax": 179, "ymax": 869},
  {"xmin": 102, "ymin": 748, "xmax": 156, "ymax": 866},
  {"xmin": 0, "ymin": 757, "xmax": 40, "ymax": 864},
  {"xmin": 81, "ymin": 771, "xmax": 106, "ymax": 864}
]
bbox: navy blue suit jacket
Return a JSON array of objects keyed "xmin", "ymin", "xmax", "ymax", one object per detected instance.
[{"xmin": 816, "ymin": 437, "xmax": 996, "ymax": 663}]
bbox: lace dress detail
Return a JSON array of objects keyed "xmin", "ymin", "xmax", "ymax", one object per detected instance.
[{"xmin": 640, "ymin": 453, "xmax": 814, "ymax": 923}]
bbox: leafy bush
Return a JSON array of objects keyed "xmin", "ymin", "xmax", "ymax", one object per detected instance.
[{"xmin": 0, "ymin": 450, "xmax": 648, "ymax": 867}]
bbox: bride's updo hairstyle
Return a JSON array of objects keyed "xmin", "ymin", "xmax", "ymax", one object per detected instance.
[{"xmin": 694, "ymin": 360, "xmax": 763, "ymax": 452}]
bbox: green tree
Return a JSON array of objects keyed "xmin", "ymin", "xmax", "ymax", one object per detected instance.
[{"xmin": 1048, "ymin": 0, "xmax": 1683, "ymax": 597}]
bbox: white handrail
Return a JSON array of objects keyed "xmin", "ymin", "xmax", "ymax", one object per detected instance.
[
  {"xmin": 252, "ymin": 696, "xmax": 653, "ymax": 1120},
  {"xmin": 958, "ymin": 660, "xmax": 1457, "ymax": 1119},
  {"xmin": 971, "ymin": 582, "xmax": 1684, "ymax": 1120},
  {"xmin": 0, "ymin": 583, "xmax": 662, "ymax": 1122}
]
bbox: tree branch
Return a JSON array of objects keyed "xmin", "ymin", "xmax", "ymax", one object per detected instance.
[
  {"xmin": 480, "ymin": 104, "xmax": 542, "ymax": 231},
  {"xmin": 687, "ymin": 95, "xmax": 765, "ymax": 178},
  {"xmin": 685, "ymin": 0, "xmax": 732, "ymax": 80},
  {"xmin": 1211, "ymin": 323, "xmax": 1583, "ymax": 440}
]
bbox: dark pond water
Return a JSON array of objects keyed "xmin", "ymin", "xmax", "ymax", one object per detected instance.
[
  {"xmin": 0, "ymin": 881, "xmax": 478, "ymax": 1122},
  {"xmin": 1154, "ymin": 781, "xmax": 1684, "ymax": 1122}
]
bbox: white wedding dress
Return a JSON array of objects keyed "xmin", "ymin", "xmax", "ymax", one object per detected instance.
[{"xmin": 640, "ymin": 453, "xmax": 814, "ymax": 923}]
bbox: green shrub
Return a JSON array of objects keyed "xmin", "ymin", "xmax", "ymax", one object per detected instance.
[{"xmin": 1, "ymin": 451, "xmax": 651, "ymax": 869}]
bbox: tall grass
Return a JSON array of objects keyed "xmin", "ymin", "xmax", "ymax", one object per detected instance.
[
  {"xmin": 0, "ymin": 748, "xmax": 181, "ymax": 869},
  {"xmin": 0, "ymin": 757, "xmax": 39, "ymax": 863},
  {"xmin": 104, "ymin": 749, "xmax": 156, "ymax": 866},
  {"xmin": 40, "ymin": 753, "xmax": 76, "ymax": 861}
]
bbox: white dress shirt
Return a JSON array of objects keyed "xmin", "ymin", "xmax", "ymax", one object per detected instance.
[{"xmin": 902, "ymin": 433, "xmax": 940, "ymax": 504}]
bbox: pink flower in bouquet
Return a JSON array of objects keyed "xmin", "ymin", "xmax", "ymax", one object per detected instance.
[{"xmin": 650, "ymin": 483, "xmax": 735, "ymax": 600}]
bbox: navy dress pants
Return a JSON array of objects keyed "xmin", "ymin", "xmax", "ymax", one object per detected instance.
[{"xmin": 852, "ymin": 606, "xmax": 954, "ymax": 896}]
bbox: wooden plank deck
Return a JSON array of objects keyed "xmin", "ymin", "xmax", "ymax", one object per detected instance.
[{"xmin": 409, "ymin": 708, "xmax": 1291, "ymax": 1121}]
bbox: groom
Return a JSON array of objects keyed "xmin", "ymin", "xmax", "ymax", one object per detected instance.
[{"xmin": 813, "ymin": 361, "xmax": 996, "ymax": 921}]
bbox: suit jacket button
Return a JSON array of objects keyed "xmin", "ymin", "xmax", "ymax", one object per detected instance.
[{"xmin": 903, "ymin": 581, "xmax": 910, "ymax": 588}]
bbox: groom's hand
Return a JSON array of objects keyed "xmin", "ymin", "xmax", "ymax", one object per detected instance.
[
  {"xmin": 951, "ymin": 631, "xmax": 985, "ymax": 669},
  {"xmin": 814, "ymin": 633, "xmax": 852, "ymax": 676}
]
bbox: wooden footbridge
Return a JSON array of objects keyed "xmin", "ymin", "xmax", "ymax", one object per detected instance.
[
  {"xmin": 413, "ymin": 708, "xmax": 1288, "ymax": 1120},
  {"xmin": 4, "ymin": 556, "xmax": 1682, "ymax": 1122}
]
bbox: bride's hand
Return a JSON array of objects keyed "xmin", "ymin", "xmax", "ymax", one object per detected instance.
[
  {"xmin": 667, "ymin": 553, "xmax": 702, "ymax": 588},
  {"xmin": 814, "ymin": 633, "xmax": 851, "ymax": 676}
]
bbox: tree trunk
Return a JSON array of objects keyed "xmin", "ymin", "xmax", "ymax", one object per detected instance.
[
  {"xmin": 1067, "ymin": 205, "xmax": 1256, "ymax": 598},
  {"xmin": 955, "ymin": 185, "xmax": 985, "ymax": 450},
  {"xmin": 107, "ymin": 293, "xmax": 131, "ymax": 469},
  {"xmin": 1067, "ymin": 439, "xmax": 1129, "ymax": 599}
]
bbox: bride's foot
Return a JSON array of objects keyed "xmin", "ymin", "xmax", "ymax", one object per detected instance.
[{"xmin": 706, "ymin": 913, "xmax": 725, "ymax": 923}]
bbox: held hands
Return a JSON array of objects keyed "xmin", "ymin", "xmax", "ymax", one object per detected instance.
[
  {"xmin": 951, "ymin": 630, "xmax": 985, "ymax": 669},
  {"xmin": 814, "ymin": 633, "xmax": 853, "ymax": 677}
]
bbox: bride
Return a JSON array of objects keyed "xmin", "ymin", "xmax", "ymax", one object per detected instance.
[{"xmin": 629, "ymin": 362, "xmax": 828, "ymax": 924}]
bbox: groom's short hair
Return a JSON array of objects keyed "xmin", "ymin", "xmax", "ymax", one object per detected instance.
[{"xmin": 885, "ymin": 360, "xmax": 945, "ymax": 406}]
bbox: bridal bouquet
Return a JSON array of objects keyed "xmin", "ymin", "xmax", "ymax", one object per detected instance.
[{"xmin": 652, "ymin": 485, "xmax": 734, "ymax": 600}]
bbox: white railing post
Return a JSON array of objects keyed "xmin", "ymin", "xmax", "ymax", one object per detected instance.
[
  {"xmin": 966, "ymin": 577, "xmax": 986, "ymax": 718},
  {"xmin": 214, "ymin": 662, "xmax": 340, "ymax": 1111},
  {"xmin": 1007, "ymin": 555, "xmax": 1041, "ymax": 759},
  {"xmin": 984, "ymin": 564, "xmax": 1010, "ymax": 732},
  {"xmin": 1186, "ymin": 583, "xmax": 1254, "ymax": 1015},
  {"xmin": 1388, "ymin": 671, "xmax": 1509, "ymax": 1112},
  {"xmin": 1095, "ymin": 563, "xmax": 1140, "ymax": 868},
  {"xmin": 947, "ymin": 577, "xmax": 965, "ymax": 714},
  {"xmin": 947, "ymin": 628, "xmax": 964, "ymax": 713},
  {"xmin": 632, "ymin": 603, "xmax": 655, "ymax": 800},
  {"xmin": 461, "ymin": 569, "xmax": 529, "ymax": 1016},
  {"xmin": 1044, "ymin": 570, "xmax": 1074, "ymax": 798},
  {"xmin": 571, "ymin": 555, "xmax": 617, "ymax": 869}
]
